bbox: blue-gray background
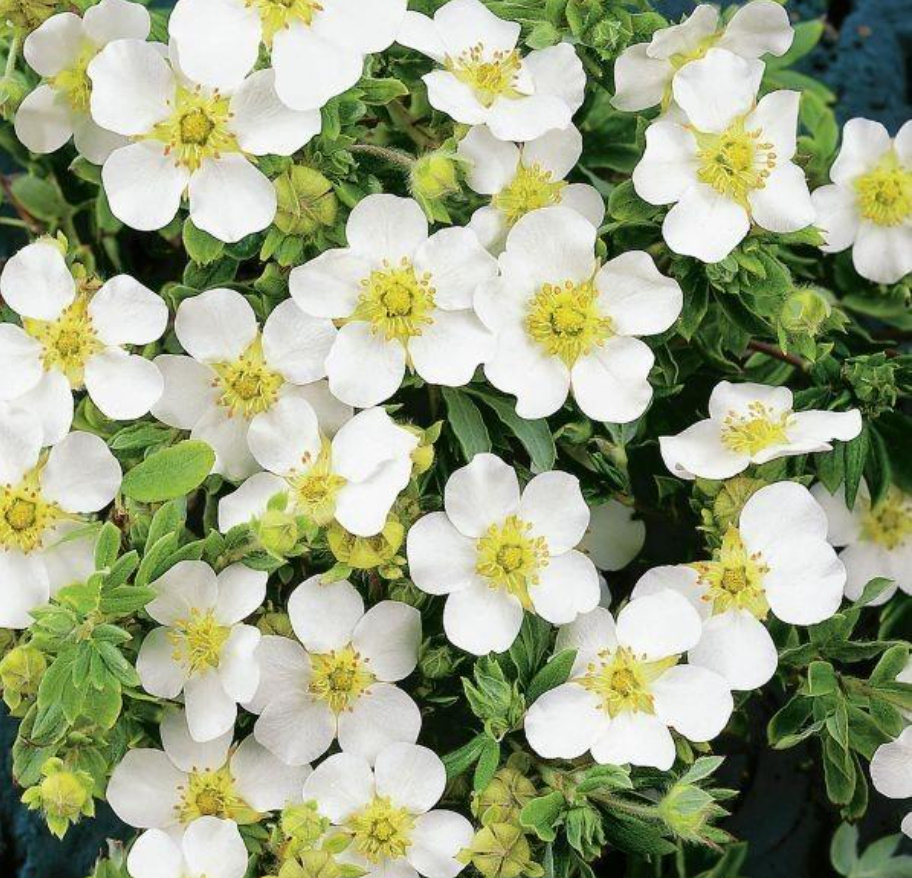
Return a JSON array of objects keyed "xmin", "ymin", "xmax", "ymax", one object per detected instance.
[{"xmin": 1, "ymin": 0, "xmax": 910, "ymax": 874}]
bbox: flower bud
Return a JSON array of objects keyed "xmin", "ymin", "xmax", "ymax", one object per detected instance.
[
  {"xmin": 0, "ymin": 0, "xmax": 57, "ymax": 31},
  {"xmin": 843, "ymin": 353, "xmax": 899, "ymax": 417},
  {"xmin": 22, "ymin": 758, "xmax": 95, "ymax": 839},
  {"xmin": 256, "ymin": 508, "xmax": 300, "ymax": 556},
  {"xmin": 656, "ymin": 780, "xmax": 718, "ymax": 843},
  {"xmin": 327, "ymin": 516, "xmax": 405, "ymax": 573},
  {"xmin": 711, "ymin": 476, "xmax": 765, "ymax": 532},
  {"xmin": 462, "ymin": 824, "xmax": 543, "ymax": 878},
  {"xmin": 411, "ymin": 152, "xmax": 460, "ymax": 202},
  {"xmin": 474, "ymin": 762, "xmax": 537, "ymax": 825},
  {"xmin": 0, "ymin": 644, "xmax": 46, "ymax": 711},
  {"xmin": 279, "ymin": 850, "xmax": 346, "ymax": 878},
  {"xmin": 257, "ymin": 611, "xmax": 295, "ymax": 638},
  {"xmin": 273, "ymin": 166, "xmax": 339, "ymax": 237},
  {"xmin": 281, "ymin": 801, "xmax": 332, "ymax": 848},
  {"xmin": 419, "ymin": 643, "xmax": 458, "ymax": 680},
  {"xmin": 780, "ymin": 288, "xmax": 831, "ymax": 335}
]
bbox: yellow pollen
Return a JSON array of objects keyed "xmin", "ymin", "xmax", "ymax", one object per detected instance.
[
  {"xmin": 0, "ymin": 472, "xmax": 63, "ymax": 554},
  {"xmin": 854, "ymin": 154, "xmax": 912, "ymax": 226},
  {"xmin": 176, "ymin": 764, "xmax": 259, "ymax": 825},
  {"xmin": 445, "ymin": 44, "xmax": 523, "ymax": 107},
  {"xmin": 862, "ymin": 488, "xmax": 912, "ymax": 550},
  {"xmin": 212, "ymin": 336, "xmax": 284, "ymax": 419},
  {"xmin": 352, "ymin": 258, "xmax": 436, "ymax": 344},
  {"xmin": 168, "ymin": 609, "xmax": 231, "ymax": 674},
  {"xmin": 525, "ymin": 279, "xmax": 612, "ymax": 367},
  {"xmin": 347, "ymin": 795, "xmax": 415, "ymax": 863},
  {"xmin": 695, "ymin": 119, "xmax": 777, "ymax": 208},
  {"xmin": 249, "ymin": 0, "xmax": 323, "ymax": 43},
  {"xmin": 720, "ymin": 401, "xmax": 792, "ymax": 456},
  {"xmin": 475, "ymin": 515, "xmax": 549, "ymax": 607},
  {"xmin": 149, "ymin": 87, "xmax": 238, "ymax": 172},
  {"xmin": 49, "ymin": 45, "xmax": 95, "ymax": 112},
  {"xmin": 287, "ymin": 439, "xmax": 347, "ymax": 526},
  {"xmin": 309, "ymin": 645, "xmax": 376, "ymax": 714},
  {"xmin": 492, "ymin": 163, "xmax": 567, "ymax": 226},
  {"xmin": 693, "ymin": 526, "xmax": 770, "ymax": 619},
  {"xmin": 23, "ymin": 295, "xmax": 102, "ymax": 388},
  {"xmin": 577, "ymin": 646, "xmax": 676, "ymax": 717}
]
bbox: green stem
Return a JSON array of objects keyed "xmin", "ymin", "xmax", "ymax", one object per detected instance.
[
  {"xmin": 5, "ymin": 32, "xmax": 20, "ymax": 79},
  {"xmin": 589, "ymin": 792, "xmax": 663, "ymax": 821},
  {"xmin": 349, "ymin": 143, "xmax": 416, "ymax": 171}
]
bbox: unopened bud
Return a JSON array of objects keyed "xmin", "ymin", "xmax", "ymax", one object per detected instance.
[
  {"xmin": 0, "ymin": 0, "xmax": 58, "ymax": 31},
  {"xmin": 780, "ymin": 288, "xmax": 831, "ymax": 335},
  {"xmin": 0, "ymin": 644, "xmax": 46, "ymax": 711},
  {"xmin": 712, "ymin": 476, "xmax": 764, "ymax": 531},
  {"xmin": 274, "ymin": 166, "xmax": 339, "ymax": 237},
  {"xmin": 411, "ymin": 152, "xmax": 460, "ymax": 202},
  {"xmin": 256, "ymin": 508, "xmax": 300, "ymax": 556},
  {"xmin": 22, "ymin": 758, "xmax": 95, "ymax": 839},
  {"xmin": 463, "ymin": 823, "xmax": 543, "ymax": 878},
  {"xmin": 475, "ymin": 764, "xmax": 537, "ymax": 825}
]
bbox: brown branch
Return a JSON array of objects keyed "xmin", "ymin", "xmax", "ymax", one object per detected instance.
[
  {"xmin": 746, "ymin": 340, "xmax": 808, "ymax": 370},
  {"xmin": 0, "ymin": 172, "xmax": 42, "ymax": 235}
]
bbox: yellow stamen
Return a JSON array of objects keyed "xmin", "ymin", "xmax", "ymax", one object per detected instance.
[
  {"xmin": 695, "ymin": 119, "xmax": 777, "ymax": 209},
  {"xmin": 577, "ymin": 646, "xmax": 677, "ymax": 717},
  {"xmin": 525, "ymin": 279, "xmax": 612, "ymax": 367},
  {"xmin": 49, "ymin": 44, "xmax": 96, "ymax": 113},
  {"xmin": 287, "ymin": 438, "xmax": 347, "ymax": 526},
  {"xmin": 309, "ymin": 645, "xmax": 376, "ymax": 713},
  {"xmin": 347, "ymin": 795, "xmax": 415, "ymax": 863},
  {"xmin": 211, "ymin": 336, "xmax": 284, "ymax": 419},
  {"xmin": 176, "ymin": 764, "xmax": 259, "ymax": 824},
  {"xmin": 248, "ymin": 0, "xmax": 323, "ymax": 44},
  {"xmin": 445, "ymin": 44, "xmax": 523, "ymax": 107},
  {"xmin": 854, "ymin": 154, "xmax": 912, "ymax": 227},
  {"xmin": 475, "ymin": 515, "xmax": 549, "ymax": 608},
  {"xmin": 492, "ymin": 163, "xmax": 566, "ymax": 227},
  {"xmin": 720, "ymin": 401, "xmax": 791, "ymax": 456},
  {"xmin": 0, "ymin": 470, "xmax": 64, "ymax": 554},
  {"xmin": 693, "ymin": 525, "xmax": 770, "ymax": 619},
  {"xmin": 352, "ymin": 258, "xmax": 436, "ymax": 344},
  {"xmin": 168, "ymin": 609, "xmax": 231, "ymax": 674},
  {"xmin": 148, "ymin": 87, "xmax": 238, "ymax": 172},
  {"xmin": 862, "ymin": 488, "xmax": 912, "ymax": 550},
  {"xmin": 23, "ymin": 295, "xmax": 102, "ymax": 388}
]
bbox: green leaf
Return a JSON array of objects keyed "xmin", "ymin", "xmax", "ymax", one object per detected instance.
[
  {"xmin": 94, "ymin": 522, "xmax": 122, "ymax": 571},
  {"xmin": 520, "ymin": 792, "xmax": 566, "ymax": 842},
  {"xmin": 843, "ymin": 425, "xmax": 870, "ymax": 508},
  {"xmin": 358, "ymin": 77, "xmax": 409, "ymax": 105},
  {"xmin": 11, "ymin": 175, "xmax": 68, "ymax": 221},
  {"xmin": 145, "ymin": 498, "xmax": 187, "ymax": 553},
  {"xmin": 442, "ymin": 733, "xmax": 488, "ymax": 781},
  {"xmin": 830, "ymin": 823, "xmax": 859, "ymax": 876},
  {"xmin": 121, "ymin": 441, "xmax": 216, "ymax": 502},
  {"xmin": 473, "ymin": 736, "xmax": 501, "ymax": 793},
  {"xmin": 182, "ymin": 219, "xmax": 225, "ymax": 265},
  {"xmin": 765, "ymin": 20, "xmax": 825, "ymax": 70},
  {"xmin": 527, "ymin": 649, "xmax": 576, "ymax": 705},
  {"xmin": 607, "ymin": 180, "xmax": 659, "ymax": 223},
  {"xmin": 441, "ymin": 387, "xmax": 492, "ymax": 461},
  {"xmin": 464, "ymin": 387, "xmax": 555, "ymax": 472}
]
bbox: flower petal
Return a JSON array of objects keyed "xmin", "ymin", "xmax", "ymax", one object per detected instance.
[
  {"xmin": 611, "ymin": 43, "xmax": 672, "ymax": 112},
  {"xmin": 261, "ymin": 299, "xmax": 335, "ymax": 384},
  {"xmin": 457, "ymin": 125, "xmax": 519, "ymax": 195},
  {"xmin": 525, "ymin": 683, "xmax": 605, "ymax": 759},
  {"xmin": 182, "ymin": 817, "xmax": 249, "ymax": 878},
  {"xmin": 230, "ymin": 734, "xmax": 311, "ymax": 812},
  {"xmin": 408, "ymin": 309, "xmax": 494, "ymax": 387},
  {"xmin": 136, "ymin": 627, "xmax": 189, "ymax": 699},
  {"xmin": 688, "ymin": 609, "xmax": 778, "ymax": 691},
  {"xmin": 0, "ymin": 551, "xmax": 49, "ymax": 629},
  {"xmin": 580, "ymin": 501, "xmax": 646, "ymax": 572},
  {"xmin": 41, "ymin": 431, "xmax": 120, "ymax": 512},
  {"xmin": 671, "ymin": 48, "xmax": 760, "ymax": 133},
  {"xmin": 375, "ymin": 742, "xmax": 445, "ymax": 813},
  {"xmin": 652, "ymin": 664, "xmax": 733, "ymax": 741},
  {"xmin": 353, "ymin": 601, "xmax": 421, "ymax": 682},
  {"xmin": 443, "ymin": 581, "xmax": 524, "ymax": 655},
  {"xmin": 595, "ymin": 251, "xmax": 683, "ymax": 336},
  {"xmin": 246, "ymin": 394, "xmax": 322, "ymax": 477},
  {"xmin": 616, "ymin": 589, "xmax": 702, "ymax": 659},
  {"xmin": 591, "ymin": 711, "xmax": 675, "ymax": 769},
  {"xmin": 444, "ymin": 452, "xmax": 520, "ymax": 538},
  {"xmin": 0, "ymin": 239, "xmax": 75, "ymax": 320},
  {"xmin": 662, "ymin": 183, "xmax": 750, "ymax": 262},
  {"xmin": 717, "ymin": 0, "xmax": 793, "ymax": 57},
  {"xmin": 14, "ymin": 84, "xmax": 74, "ymax": 155},
  {"xmin": 189, "ymin": 155, "xmax": 276, "ymax": 243},
  {"xmin": 106, "ymin": 749, "xmax": 184, "ymax": 829},
  {"xmin": 659, "ymin": 418, "xmax": 748, "ymax": 481},
  {"xmin": 288, "ymin": 575, "xmax": 364, "ymax": 653},
  {"xmin": 571, "ymin": 336, "xmax": 655, "ymax": 424},
  {"xmin": 151, "ymin": 355, "xmax": 218, "ymax": 430},
  {"xmin": 303, "ymin": 751, "xmax": 374, "ymax": 821},
  {"xmin": 407, "ymin": 512, "xmax": 479, "ymax": 596},
  {"xmin": 325, "ymin": 322, "xmax": 407, "ymax": 408},
  {"xmin": 0, "ymin": 324, "xmax": 42, "ymax": 400},
  {"xmin": 528, "ymin": 550, "xmax": 600, "ymax": 624},
  {"xmin": 84, "ymin": 348, "xmax": 164, "ymax": 420},
  {"xmin": 184, "ymin": 670, "xmax": 238, "ymax": 742},
  {"xmin": 748, "ymin": 161, "xmax": 815, "ymax": 234},
  {"xmin": 337, "ymin": 683, "xmax": 422, "ymax": 764},
  {"xmin": 408, "ymin": 810, "xmax": 476, "ymax": 878},
  {"xmin": 160, "ymin": 707, "xmax": 231, "ymax": 774}
]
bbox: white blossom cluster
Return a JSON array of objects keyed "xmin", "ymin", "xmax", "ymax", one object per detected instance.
[{"xmin": 1, "ymin": 0, "xmax": 910, "ymax": 874}]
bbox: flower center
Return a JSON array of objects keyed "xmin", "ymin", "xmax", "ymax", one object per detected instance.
[
  {"xmin": 176, "ymin": 764, "xmax": 259, "ymax": 825},
  {"xmin": 353, "ymin": 259, "xmax": 436, "ymax": 344},
  {"xmin": 23, "ymin": 295, "xmax": 102, "ymax": 388},
  {"xmin": 212, "ymin": 337, "xmax": 284, "ymax": 419},
  {"xmin": 0, "ymin": 476, "xmax": 62, "ymax": 554},
  {"xmin": 347, "ymin": 796, "xmax": 415, "ymax": 864},
  {"xmin": 445, "ymin": 45, "xmax": 523, "ymax": 107},
  {"xmin": 694, "ymin": 526, "xmax": 770, "ymax": 618},
  {"xmin": 476, "ymin": 515, "xmax": 549, "ymax": 607},
  {"xmin": 250, "ymin": 0, "xmax": 323, "ymax": 43},
  {"xmin": 492, "ymin": 163, "xmax": 567, "ymax": 227},
  {"xmin": 168, "ymin": 609, "xmax": 231, "ymax": 674},
  {"xmin": 695, "ymin": 120, "xmax": 777, "ymax": 208},
  {"xmin": 150, "ymin": 87, "xmax": 238, "ymax": 172},
  {"xmin": 287, "ymin": 440, "xmax": 347, "ymax": 527},
  {"xmin": 309, "ymin": 645, "xmax": 376, "ymax": 713},
  {"xmin": 854, "ymin": 155, "xmax": 912, "ymax": 227},
  {"xmin": 49, "ymin": 45, "xmax": 95, "ymax": 112},
  {"xmin": 577, "ymin": 646, "xmax": 676, "ymax": 717},
  {"xmin": 862, "ymin": 489, "xmax": 912, "ymax": 550},
  {"xmin": 525, "ymin": 279, "xmax": 611, "ymax": 367},
  {"xmin": 719, "ymin": 402, "xmax": 792, "ymax": 456}
]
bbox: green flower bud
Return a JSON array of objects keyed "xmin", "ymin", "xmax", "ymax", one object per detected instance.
[
  {"xmin": 419, "ymin": 643, "xmax": 458, "ymax": 680},
  {"xmin": 411, "ymin": 152, "xmax": 460, "ymax": 202},
  {"xmin": 0, "ymin": 75, "xmax": 27, "ymax": 117},
  {"xmin": 273, "ymin": 166, "xmax": 339, "ymax": 237},
  {"xmin": 711, "ymin": 477, "xmax": 765, "ymax": 532},
  {"xmin": 0, "ymin": 644, "xmax": 46, "ymax": 711},
  {"xmin": 256, "ymin": 508, "xmax": 300, "ymax": 556},
  {"xmin": 328, "ymin": 516, "xmax": 404, "ymax": 572},
  {"xmin": 22, "ymin": 758, "xmax": 95, "ymax": 839},
  {"xmin": 474, "ymin": 763, "xmax": 537, "ymax": 825},
  {"xmin": 257, "ymin": 611, "xmax": 295, "ymax": 638},
  {"xmin": 779, "ymin": 288, "xmax": 831, "ymax": 335},
  {"xmin": 279, "ymin": 850, "xmax": 343, "ymax": 878},
  {"xmin": 282, "ymin": 801, "xmax": 332, "ymax": 848},
  {"xmin": 0, "ymin": 0, "xmax": 57, "ymax": 31},
  {"xmin": 843, "ymin": 353, "xmax": 899, "ymax": 417},
  {"xmin": 463, "ymin": 823, "xmax": 543, "ymax": 878},
  {"xmin": 656, "ymin": 780, "xmax": 719, "ymax": 844}
]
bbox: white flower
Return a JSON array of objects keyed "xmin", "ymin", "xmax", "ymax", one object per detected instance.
[
  {"xmin": 475, "ymin": 207, "xmax": 682, "ymax": 421},
  {"xmin": 126, "ymin": 817, "xmax": 248, "ymax": 878},
  {"xmin": 632, "ymin": 48, "xmax": 815, "ymax": 263},
  {"xmin": 107, "ymin": 706, "xmax": 309, "ymax": 834},
  {"xmin": 631, "ymin": 481, "xmax": 846, "ymax": 691},
  {"xmin": 0, "ymin": 415, "xmax": 121, "ymax": 629},
  {"xmin": 398, "ymin": 0, "xmax": 585, "ymax": 142},
  {"xmin": 219, "ymin": 401, "xmax": 418, "ymax": 538},
  {"xmin": 811, "ymin": 480, "xmax": 912, "ymax": 605},
  {"xmin": 0, "ymin": 239, "xmax": 167, "ymax": 441},
  {"xmin": 136, "ymin": 560, "xmax": 266, "ymax": 742},
  {"xmin": 870, "ymin": 727, "xmax": 912, "ymax": 839},
  {"xmin": 580, "ymin": 500, "xmax": 646, "ymax": 572},
  {"xmin": 87, "ymin": 39, "xmax": 320, "ymax": 241},
  {"xmin": 612, "ymin": 1, "xmax": 792, "ymax": 113},
  {"xmin": 290, "ymin": 194, "xmax": 497, "ymax": 408},
  {"xmin": 660, "ymin": 381, "xmax": 862, "ymax": 481},
  {"xmin": 303, "ymin": 742, "xmax": 474, "ymax": 878},
  {"xmin": 406, "ymin": 453, "xmax": 599, "ymax": 655},
  {"xmin": 248, "ymin": 576, "xmax": 422, "ymax": 765},
  {"xmin": 525, "ymin": 590, "xmax": 733, "ymax": 770},
  {"xmin": 168, "ymin": 0, "xmax": 406, "ymax": 110},
  {"xmin": 455, "ymin": 124, "xmax": 605, "ymax": 253},
  {"xmin": 811, "ymin": 119, "xmax": 911, "ymax": 284},
  {"xmin": 151, "ymin": 288, "xmax": 346, "ymax": 482},
  {"xmin": 14, "ymin": 0, "xmax": 150, "ymax": 163}
]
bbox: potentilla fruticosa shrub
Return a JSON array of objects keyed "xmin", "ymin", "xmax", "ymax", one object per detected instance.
[{"xmin": 0, "ymin": 1, "xmax": 909, "ymax": 876}]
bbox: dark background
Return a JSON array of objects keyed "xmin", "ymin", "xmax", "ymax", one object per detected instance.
[{"xmin": 1, "ymin": 0, "xmax": 910, "ymax": 874}]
